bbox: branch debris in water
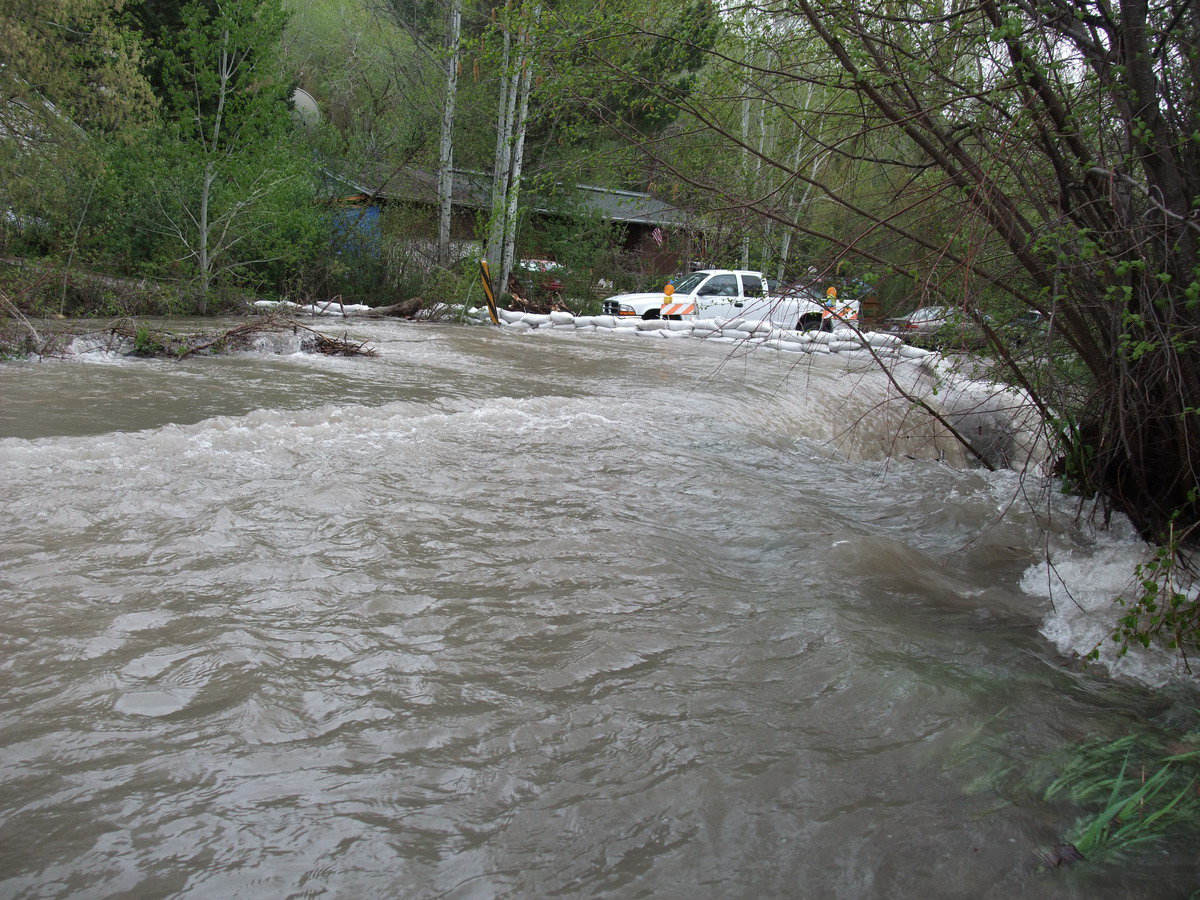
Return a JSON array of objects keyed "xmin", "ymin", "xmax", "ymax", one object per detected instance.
[{"xmin": 103, "ymin": 316, "xmax": 378, "ymax": 359}]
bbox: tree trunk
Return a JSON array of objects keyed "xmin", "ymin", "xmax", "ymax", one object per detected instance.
[
  {"xmin": 198, "ymin": 163, "xmax": 213, "ymax": 315},
  {"xmin": 436, "ymin": 0, "xmax": 462, "ymax": 268},
  {"xmin": 486, "ymin": 28, "xmax": 516, "ymax": 294},
  {"xmin": 740, "ymin": 77, "xmax": 751, "ymax": 271},
  {"xmin": 355, "ymin": 297, "xmax": 422, "ymax": 318},
  {"xmin": 500, "ymin": 36, "xmax": 533, "ymax": 295}
]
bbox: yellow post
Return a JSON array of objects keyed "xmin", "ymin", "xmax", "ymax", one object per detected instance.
[{"xmin": 479, "ymin": 259, "xmax": 500, "ymax": 325}]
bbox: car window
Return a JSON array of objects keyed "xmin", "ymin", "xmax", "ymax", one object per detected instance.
[
  {"xmin": 765, "ymin": 277, "xmax": 780, "ymax": 294},
  {"xmin": 742, "ymin": 275, "xmax": 763, "ymax": 297},
  {"xmin": 911, "ymin": 307, "xmax": 948, "ymax": 322},
  {"xmin": 698, "ymin": 274, "xmax": 738, "ymax": 297}
]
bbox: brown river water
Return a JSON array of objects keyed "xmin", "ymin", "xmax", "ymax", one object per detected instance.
[{"xmin": 1, "ymin": 320, "xmax": 1196, "ymax": 896}]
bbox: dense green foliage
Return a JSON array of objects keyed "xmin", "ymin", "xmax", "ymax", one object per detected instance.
[{"xmin": 1, "ymin": 0, "xmax": 321, "ymax": 310}]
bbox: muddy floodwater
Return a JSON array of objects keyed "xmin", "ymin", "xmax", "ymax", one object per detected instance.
[{"xmin": 1, "ymin": 320, "xmax": 1196, "ymax": 896}]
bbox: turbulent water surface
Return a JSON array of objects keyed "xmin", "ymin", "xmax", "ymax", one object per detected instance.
[{"xmin": 1, "ymin": 320, "xmax": 1196, "ymax": 897}]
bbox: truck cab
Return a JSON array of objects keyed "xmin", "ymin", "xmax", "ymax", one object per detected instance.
[{"xmin": 601, "ymin": 269, "xmax": 859, "ymax": 330}]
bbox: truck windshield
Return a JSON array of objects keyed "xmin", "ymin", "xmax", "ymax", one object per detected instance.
[{"xmin": 673, "ymin": 272, "xmax": 708, "ymax": 293}]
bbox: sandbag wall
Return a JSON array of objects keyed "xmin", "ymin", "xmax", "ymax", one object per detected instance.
[{"xmin": 464, "ymin": 307, "xmax": 940, "ymax": 367}]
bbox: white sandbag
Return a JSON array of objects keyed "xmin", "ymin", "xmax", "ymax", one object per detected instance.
[
  {"xmin": 829, "ymin": 340, "xmax": 861, "ymax": 353},
  {"xmin": 506, "ymin": 320, "xmax": 532, "ymax": 331},
  {"xmin": 865, "ymin": 331, "xmax": 903, "ymax": 349},
  {"xmin": 898, "ymin": 344, "xmax": 934, "ymax": 359},
  {"xmin": 661, "ymin": 328, "xmax": 689, "ymax": 338},
  {"xmin": 666, "ymin": 319, "xmax": 693, "ymax": 331},
  {"xmin": 549, "ymin": 310, "xmax": 576, "ymax": 325},
  {"xmin": 635, "ymin": 318, "xmax": 664, "ymax": 331},
  {"xmin": 594, "ymin": 325, "xmax": 614, "ymax": 332},
  {"xmin": 498, "ymin": 308, "xmax": 525, "ymax": 324},
  {"xmin": 592, "ymin": 315, "xmax": 617, "ymax": 328},
  {"xmin": 831, "ymin": 328, "xmax": 861, "ymax": 342},
  {"xmin": 807, "ymin": 330, "xmax": 833, "ymax": 344},
  {"xmin": 840, "ymin": 348, "xmax": 875, "ymax": 361},
  {"xmin": 721, "ymin": 329, "xmax": 755, "ymax": 340},
  {"xmin": 691, "ymin": 318, "xmax": 721, "ymax": 331},
  {"xmin": 809, "ymin": 342, "xmax": 832, "ymax": 353},
  {"xmin": 575, "ymin": 324, "xmax": 596, "ymax": 332},
  {"xmin": 573, "ymin": 316, "xmax": 595, "ymax": 327},
  {"xmin": 524, "ymin": 313, "xmax": 552, "ymax": 327},
  {"xmin": 746, "ymin": 320, "xmax": 774, "ymax": 334},
  {"xmin": 551, "ymin": 323, "xmax": 577, "ymax": 330}
]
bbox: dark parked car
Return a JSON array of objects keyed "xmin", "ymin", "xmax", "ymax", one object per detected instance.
[
  {"xmin": 999, "ymin": 309, "xmax": 1048, "ymax": 345},
  {"xmin": 881, "ymin": 305, "xmax": 990, "ymax": 348}
]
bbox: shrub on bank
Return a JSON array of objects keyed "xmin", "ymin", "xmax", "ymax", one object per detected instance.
[{"xmin": 0, "ymin": 263, "xmax": 246, "ymax": 318}]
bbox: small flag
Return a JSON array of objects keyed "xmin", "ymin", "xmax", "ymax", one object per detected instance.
[{"xmin": 651, "ymin": 227, "xmax": 664, "ymax": 247}]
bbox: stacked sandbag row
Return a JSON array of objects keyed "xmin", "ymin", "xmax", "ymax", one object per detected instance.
[
  {"xmin": 464, "ymin": 307, "xmax": 941, "ymax": 368},
  {"xmin": 253, "ymin": 299, "xmax": 374, "ymax": 317}
]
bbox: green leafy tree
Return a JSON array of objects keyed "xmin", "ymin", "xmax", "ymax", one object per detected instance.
[
  {"xmin": 147, "ymin": 0, "xmax": 319, "ymax": 310},
  {"xmin": 0, "ymin": 0, "xmax": 155, "ymax": 252}
]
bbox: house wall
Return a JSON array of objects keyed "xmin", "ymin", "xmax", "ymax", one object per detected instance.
[
  {"xmin": 625, "ymin": 223, "xmax": 682, "ymax": 276},
  {"xmin": 336, "ymin": 196, "xmax": 683, "ymax": 277}
]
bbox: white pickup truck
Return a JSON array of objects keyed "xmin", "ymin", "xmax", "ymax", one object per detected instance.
[{"xmin": 600, "ymin": 269, "xmax": 859, "ymax": 331}]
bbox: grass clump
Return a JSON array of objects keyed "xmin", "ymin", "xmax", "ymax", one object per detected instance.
[{"xmin": 1042, "ymin": 729, "xmax": 1200, "ymax": 863}]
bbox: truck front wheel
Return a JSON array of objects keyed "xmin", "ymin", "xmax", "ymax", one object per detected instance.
[
  {"xmin": 642, "ymin": 309, "xmax": 661, "ymax": 320},
  {"xmin": 797, "ymin": 313, "xmax": 823, "ymax": 331}
]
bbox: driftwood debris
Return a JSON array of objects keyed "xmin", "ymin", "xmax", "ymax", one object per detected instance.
[
  {"xmin": 106, "ymin": 316, "xmax": 378, "ymax": 359},
  {"xmin": 351, "ymin": 297, "xmax": 423, "ymax": 319}
]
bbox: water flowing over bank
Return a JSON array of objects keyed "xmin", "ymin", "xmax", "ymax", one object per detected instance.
[{"xmin": 1, "ymin": 320, "xmax": 1196, "ymax": 896}]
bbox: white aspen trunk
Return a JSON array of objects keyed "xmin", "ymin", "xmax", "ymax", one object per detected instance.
[
  {"xmin": 777, "ymin": 229, "xmax": 793, "ymax": 284},
  {"xmin": 740, "ymin": 73, "xmax": 752, "ymax": 271},
  {"xmin": 755, "ymin": 95, "xmax": 774, "ymax": 273},
  {"xmin": 199, "ymin": 163, "xmax": 213, "ymax": 313},
  {"xmin": 777, "ymin": 84, "xmax": 819, "ymax": 283},
  {"xmin": 486, "ymin": 29, "xmax": 515, "ymax": 287},
  {"xmin": 775, "ymin": 139, "xmax": 803, "ymax": 283},
  {"xmin": 776, "ymin": 162, "xmax": 821, "ymax": 283},
  {"xmin": 196, "ymin": 31, "xmax": 232, "ymax": 314},
  {"xmin": 436, "ymin": 0, "xmax": 462, "ymax": 268},
  {"xmin": 499, "ymin": 38, "xmax": 532, "ymax": 295}
]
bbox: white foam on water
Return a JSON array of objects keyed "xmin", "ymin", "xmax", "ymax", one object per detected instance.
[{"xmin": 1019, "ymin": 514, "xmax": 1199, "ymax": 688}]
